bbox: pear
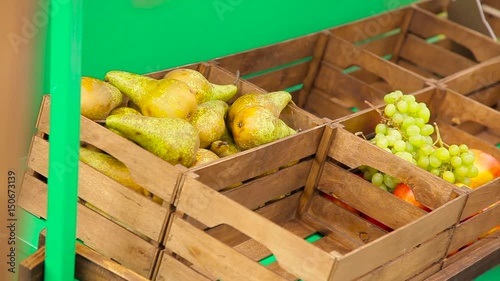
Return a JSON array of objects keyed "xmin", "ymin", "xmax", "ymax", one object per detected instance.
[
  {"xmin": 79, "ymin": 146, "xmax": 145, "ymax": 195},
  {"xmin": 81, "ymin": 77, "xmax": 123, "ymax": 120},
  {"xmin": 226, "ymin": 91, "xmax": 292, "ymax": 129},
  {"xmin": 210, "ymin": 140, "xmax": 241, "ymax": 158},
  {"xmin": 163, "ymin": 68, "xmax": 238, "ymax": 104},
  {"xmin": 190, "ymin": 148, "xmax": 220, "ymax": 167},
  {"xmin": 105, "ymin": 114, "xmax": 200, "ymax": 167},
  {"xmin": 105, "ymin": 70, "xmax": 197, "ymax": 120},
  {"xmin": 190, "ymin": 100, "xmax": 229, "ymax": 148},
  {"xmin": 109, "ymin": 106, "xmax": 142, "ymax": 116},
  {"xmin": 231, "ymin": 105, "xmax": 296, "ymax": 150}
]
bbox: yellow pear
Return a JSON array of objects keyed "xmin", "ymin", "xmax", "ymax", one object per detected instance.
[
  {"xmin": 105, "ymin": 114, "xmax": 200, "ymax": 167},
  {"xmin": 226, "ymin": 91, "xmax": 292, "ymax": 129},
  {"xmin": 163, "ymin": 68, "xmax": 238, "ymax": 104},
  {"xmin": 210, "ymin": 140, "xmax": 241, "ymax": 158},
  {"xmin": 231, "ymin": 105, "xmax": 296, "ymax": 150},
  {"xmin": 105, "ymin": 70, "xmax": 197, "ymax": 120},
  {"xmin": 190, "ymin": 148, "xmax": 220, "ymax": 167},
  {"xmin": 80, "ymin": 77, "xmax": 123, "ymax": 120},
  {"xmin": 190, "ymin": 100, "xmax": 229, "ymax": 148}
]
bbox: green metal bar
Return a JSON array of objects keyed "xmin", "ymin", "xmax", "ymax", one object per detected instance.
[{"xmin": 45, "ymin": 0, "xmax": 82, "ymax": 280}]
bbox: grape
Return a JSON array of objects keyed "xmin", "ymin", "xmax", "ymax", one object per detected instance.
[
  {"xmin": 384, "ymin": 104, "xmax": 396, "ymax": 117},
  {"xmin": 442, "ymin": 171, "xmax": 455, "ymax": 183},
  {"xmin": 420, "ymin": 144, "xmax": 434, "ymax": 156},
  {"xmin": 429, "ymin": 154, "xmax": 442, "ymax": 168},
  {"xmin": 417, "ymin": 107, "xmax": 431, "ymax": 123},
  {"xmin": 383, "ymin": 174, "xmax": 399, "ymax": 190},
  {"xmin": 467, "ymin": 165, "xmax": 479, "ymax": 178},
  {"xmin": 371, "ymin": 172, "xmax": 384, "ymax": 186},
  {"xmin": 414, "ymin": 118, "xmax": 426, "ymax": 129},
  {"xmin": 384, "ymin": 93, "xmax": 398, "ymax": 104},
  {"xmin": 376, "ymin": 137, "xmax": 389, "ymax": 149},
  {"xmin": 409, "ymin": 135, "xmax": 425, "ymax": 147},
  {"xmin": 420, "ymin": 124, "xmax": 434, "ymax": 136},
  {"xmin": 402, "ymin": 94, "xmax": 416, "ymax": 103},
  {"xmin": 402, "ymin": 116, "xmax": 416, "ymax": 129},
  {"xmin": 459, "ymin": 144, "xmax": 469, "ymax": 153},
  {"xmin": 397, "ymin": 100, "xmax": 409, "ymax": 113},
  {"xmin": 395, "ymin": 151, "xmax": 413, "ymax": 163},
  {"xmin": 386, "ymin": 135, "xmax": 396, "ymax": 146},
  {"xmin": 388, "ymin": 129, "xmax": 402, "ymax": 140},
  {"xmin": 461, "ymin": 152, "xmax": 475, "ymax": 165},
  {"xmin": 393, "ymin": 90, "xmax": 403, "ymax": 100},
  {"xmin": 417, "ymin": 155, "xmax": 430, "ymax": 169},
  {"xmin": 448, "ymin": 145, "xmax": 460, "ymax": 156},
  {"xmin": 408, "ymin": 101, "xmax": 419, "ymax": 113},
  {"xmin": 450, "ymin": 156, "xmax": 462, "ymax": 168},
  {"xmin": 424, "ymin": 136, "xmax": 434, "ymax": 145},
  {"xmin": 392, "ymin": 113, "xmax": 404, "ymax": 124},
  {"xmin": 406, "ymin": 125, "xmax": 420, "ymax": 136},
  {"xmin": 435, "ymin": 147, "xmax": 450, "ymax": 162},
  {"xmin": 375, "ymin": 123, "xmax": 388, "ymax": 135},
  {"xmin": 393, "ymin": 140, "xmax": 406, "ymax": 152},
  {"xmin": 405, "ymin": 142, "xmax": 415, "ymax": 153},
  {"xmin": 454, "ymin": 165, "xmax": 469, "ymax": 177},
  {"xmin": 430, "ymin": 168, "xmax": 441, "ymax": 176}
]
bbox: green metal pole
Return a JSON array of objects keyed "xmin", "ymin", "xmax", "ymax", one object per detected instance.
[{"xmin": 45, "ymin": 0, "xmax": 82, "ymax": 280}]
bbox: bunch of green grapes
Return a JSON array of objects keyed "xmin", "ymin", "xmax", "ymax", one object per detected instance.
[{"xmin": 360, "ymin": 90, "xmax": 478, "ymax": 190}]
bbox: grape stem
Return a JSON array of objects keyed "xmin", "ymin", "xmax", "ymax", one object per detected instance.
[
  {"xmin": 364, "ymin": 100, "xmax": 391, "ymax": 123},
  {"xmin": 433, "ymin": 122, "xmax": 449, "ymax": 148}
]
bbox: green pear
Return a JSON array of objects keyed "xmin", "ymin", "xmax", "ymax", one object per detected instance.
[
  {"xmin": 226, "ymin": 91, "xmax": 292, "ymax": 129},
  {"xmin": 105, "ymin": 114, "xmax": 200, "ymax": 167},
  {"xmin": 190, "ymin": 100, "xmax": 229, "ymax": 148},
  {"xmin": 109, "ymin": 106, "xmax": 142, "ymax": 116},
  {"xmin": 231, "ymin": 105, "xmax": 296, "ymax": 150},
  {"xmin": 210, "ymin": 140, "xmax": 241, "ymax": 158},
  {"xmin": 81, "ymin": 77, "xmax": 123, "ymax": 120},
  {"xmin": 105, "ymin": 70, "xmax": 198, "ymax": 120},
  {"xmin": 163, "ymin": 68, "xmax": 238, "ymax": 104},
  {"xmin": 79, "ymin": 146, "xmax": 145, "ymax": 195},
  {"xmin": 190, "ymin": 148, "xmax": 220, "ymax": 167}
]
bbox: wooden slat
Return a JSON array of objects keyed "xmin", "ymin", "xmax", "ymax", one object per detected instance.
[
  {"xmin": 188, "ymin": 125, "xmax": 324, "ymax": 190},
  {"xmin": 245, "ymin": 60, "xmax": 310, "ymax": 92},
  {"xmin": 330, "ymin": 195, "xmax": 467, "ymax": 281},
  {"xmin": 167, "ymin": 215, "xmax": 288, "ymax": 281},
  {"xmin": 154, "ymin": 253, "xmax": 210, "ymax": 281},
  {"xmin": 427, "ymin": 237, "xmax": 500, "ymax": 281},
  {"xmin": 26, "ymin": 135, "xmax": 167, "ymax": 242},
  {"xmin": 18, "ymin": 246, "xmax": 45, "ymax": 281},
  {"xmin": 441, "ymin": 57, "xmax": 500, "ymax": 94},
  {"xmin": 398, "ymin": 34, "xmax": 476, "ymax": 77},
  {"xmin": 449, "ymin": 204, "xmax": 500, "ymax": 253},
  {"xmin": 409, "ymin": 8, "xmax": 500, "ymax": 62},
  {"xmin": 397, "ymin": 59, "xmax": 440, "ymax": 79},
  {"xmin": 460, "ymin": 178, "xmax": 500, "ymax": 221},
  {"xmin": 323, "ymin": 35, "xmax": 428, "ymax": 93},
  {"xmin": 212, "ymin": 33, "xmax": 319, "ymax": 76},
  {"xmin": 18, "ymin": 174, "xmax": 158, "ymax": 277},
  {"xmin": 329, "ymin": 8, "xmax": 407, "ymax": 43},
  {"xmin": 304, "ymin": 88, "xmax": 357, "ymax": 121},
  {"xmin": 357, "ymin": 230, "xmax": 451, "ymax": 281},
  {"xmin": 318, "ymin": 162, "xmax": 427, "ymax": 230},
  {"xmin": 305, "ymin": 194, "xmax": 388, "ymax": 245}
]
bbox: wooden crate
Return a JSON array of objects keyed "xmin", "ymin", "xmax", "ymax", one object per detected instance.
[
  {"xmin": 157, "ymin": 114, "xmax": 477, "ymax": 281},
  {"xmin": 18, "ymin": 62, "xmax": 323, "ymax": 278},
  {"xmin": 439, "ymin": 56, "xmax": 500, "ymax": 145},
  {"xmin": 18, "ymin": 229, "xmax": 204, "ymax": 281},
  {"xmin": 212, "ymin": 30, "xmax": 430, "ymax": 121},
  {"xmin": 415, "ymin": 0, "xmax": 500, "ymax": 41},
  {"xmin": 329, "ymin": 5, "xmax": 500, "ymax": 82},
  {"xmin": 338, "ymin": 85, "xmax": 500, "ymax": 265}
]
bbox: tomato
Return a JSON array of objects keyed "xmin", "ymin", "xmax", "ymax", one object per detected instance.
[{"xmin": 393, "ymin": 183, "xmax": 431, "ymax": 212}]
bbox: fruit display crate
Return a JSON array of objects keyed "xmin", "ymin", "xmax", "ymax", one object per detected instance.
[
  {"xmin": 212, "ymin": 30, "xmax": 430, "ymax": 121},
  {"xmin": 18, "ymin": 62, "xmax": 325, "ymax": 278},
  {"xmin": 153, "ymin": 84, "xmax": 500, "ymax": 281},
  {"xmin": 337, "ymin": 85, "xmax": 500, "ymax": 266},
  {"xmin": 329, "ymin": 4, "xmax": 500, "ymax": 82},
  {"xmin": 19, "ymin": 230, "xmax": 150, "ymax": 281},
  {"xmin": 415, "ymin": 0, "xmax": 499, "ymax": 41},
  {"xmin": 439, "ymin": 55, "xmax": 500, "ymax": 124}
]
